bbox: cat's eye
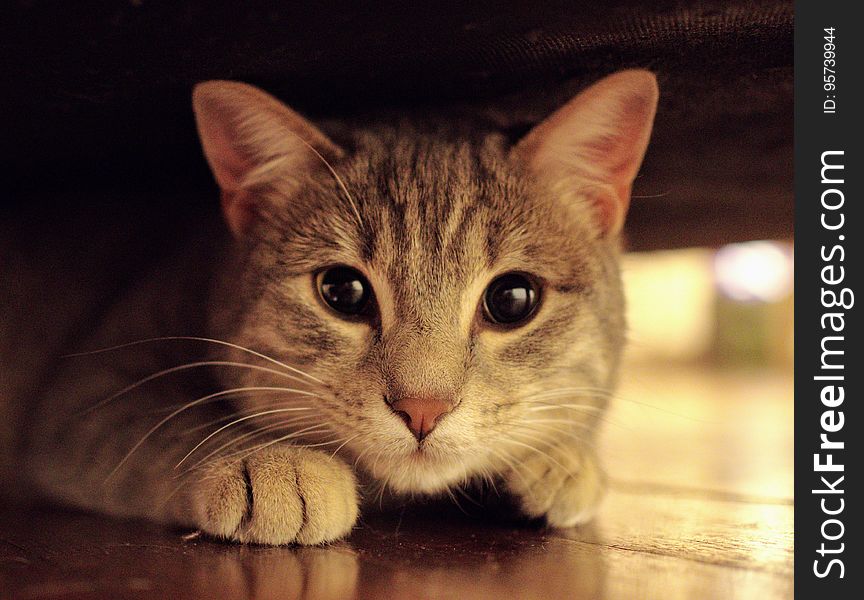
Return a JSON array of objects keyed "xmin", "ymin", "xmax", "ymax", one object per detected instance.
[
  {"xmin": 483, "ymin": 272, "xmax": 540, "ymax": 325},
  {"xmin": 318, "ymin": 266, "xmax": 372, "ymax": 316}
]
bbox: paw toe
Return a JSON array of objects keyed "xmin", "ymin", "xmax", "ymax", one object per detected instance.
[{"xmin": 190, "ymin": 447, "xmax": 358, "ymax": 545}]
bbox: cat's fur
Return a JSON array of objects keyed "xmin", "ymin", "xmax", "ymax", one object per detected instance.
[{"xmin": 0, "ymin": 70, "xmax": 657, "ymax": 544}]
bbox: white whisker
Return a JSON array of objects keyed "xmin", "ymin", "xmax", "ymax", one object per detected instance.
[
  {"xmin": 230, "ymin": 423, "xmax": 336, "ymax": 463},
  {"xmin": 82, "ymin": 361, "xmax": 314, "ymax": 416},
  {"xmin": 522, "ymin": 387, "xmax": 612, "ymax": 401},
  {"xmin": 352, "ymin": 441, "xmax": 374, "ymax": 471},
  {"xmin": 283, "ymin": 131, "xmax": 364, "ymax": 228},
  {"xmin": 180, "ymin": 397, "xmax": 317, "ymax": 434},
  {"xmin": 504, "ymin": 435, "xmax": 578, "ymax": 480},
  {"xmin": 179, "ymin": 416, "xmax": 323, "ymax": 476},
  {"xmin": 526, "ymin": 404, "xmax": 606, "ymax": 413},
  {"xmin": 64, "ymin": 335, "xmax": 325, "ymax": 385},
  {"xmin": 329, "ymin": 433, "xmax": 360, "ymax": 460},
  {"xmin": 517, "ymin": 422, "xmax": 589, "ymax": 445},
  {"xmin": 487, "ymin": 446, "xmax": 530, "ymax": 490},
  {"xmin": 104, "ymin": 387, "xmax": 317, "ymax": 481},
  {"xmin": 175, "ymin": 407, "xmax": 318, "ymax": 469}
]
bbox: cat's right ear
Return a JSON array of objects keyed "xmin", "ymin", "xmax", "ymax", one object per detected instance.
[
  {"xmin": 192, "ymin": 81, "xmax": 343, "ymax": 236},
  {"xmin": 511, "ymin": 70, "xmax": 658, "ymax": 237}
]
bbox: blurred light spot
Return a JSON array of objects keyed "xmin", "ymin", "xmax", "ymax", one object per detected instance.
[{"xmin": 714, "ymin": 241, "xmax": 794, "ymax": 303}]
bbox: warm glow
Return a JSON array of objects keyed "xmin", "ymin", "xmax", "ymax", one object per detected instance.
[
  {"xmin": 714, "ymin": 241, "xmax": 794, "ymax": 303},
  {"xmin": 622, "ymin": 242, "xmax": 794, "ymax": 365},
  {"xmin": 621, "ymin": 249, "xmax": 715, "ymax": 361}
]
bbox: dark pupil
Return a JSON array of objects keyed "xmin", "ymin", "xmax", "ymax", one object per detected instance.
[
  {"xmin": 487, "ymin": 274, "xmax": 536, "ymax": 323},
  {"xmin": 320, "ymin": 268, "xmax": 369, "ymax": 314}
]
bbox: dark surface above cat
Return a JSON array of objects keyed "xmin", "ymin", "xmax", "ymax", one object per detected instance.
[{"xmin": 2, "ymin": 1, "xmax": 792, "ymax": 250}]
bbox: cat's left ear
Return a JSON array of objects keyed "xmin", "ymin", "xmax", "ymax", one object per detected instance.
[
  {"xmin": 512, "ymin": 70, "xmax": 658, "ymax": 237},
  {"xmin": 192, "ymin": 80, "xmax": 343, "ymax": 236}
]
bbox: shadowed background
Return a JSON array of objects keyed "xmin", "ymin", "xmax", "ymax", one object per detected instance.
[{"xmin": 2, "ymin": 0, "xmax": 791, "ymax": 250}]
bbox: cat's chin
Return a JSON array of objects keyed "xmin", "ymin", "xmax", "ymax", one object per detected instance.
[
  {"xmin": 385, "ymin": 466, "xmax": 464, "ymax": 495},
  {"xmin": 366, "ymin": 445, "xmax": 481, "ymax": 495}
]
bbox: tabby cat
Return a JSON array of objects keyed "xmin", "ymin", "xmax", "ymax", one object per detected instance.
[{"xmin": 0, "ymin": 70, "xmax": 658, "ymax": 545}]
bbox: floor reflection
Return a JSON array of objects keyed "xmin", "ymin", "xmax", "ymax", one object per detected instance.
[
  {"xmin": 4, "ymin": 502, "xmax": 607, "ymax": 600},
  {"xmin": 189, "ymin": 544, "xmax": 359, "ymax": 600},
  {"xmin": 351, "ymin": 505, "xmax": 606, "ymax": 599}
]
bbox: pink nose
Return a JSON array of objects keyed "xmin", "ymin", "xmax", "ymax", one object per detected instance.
[{"xmin": 389, "ymin": 396, "xmax": 452, "ymax": 441}]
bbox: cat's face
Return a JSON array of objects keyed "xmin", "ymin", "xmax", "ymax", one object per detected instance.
[{"xmin": 193, "ymin": 71, "xmax": 658, "ymax": 494}]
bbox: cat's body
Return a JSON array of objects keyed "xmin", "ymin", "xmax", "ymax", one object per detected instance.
[{"xmin": 1, "ymin": 71, "xmax": 657, "ymax": 544}]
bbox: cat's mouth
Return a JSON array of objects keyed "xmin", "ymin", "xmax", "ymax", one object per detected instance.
[{"xmin": 408, "ymin": 442, "xmax": 435, "ymax": 457}]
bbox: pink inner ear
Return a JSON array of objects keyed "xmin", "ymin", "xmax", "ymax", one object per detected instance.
[
  {"xmin": 196, "ymin": 110, "xmax": 258, "ymax": 236},
  {"xmin": 202, "ymin": 121, "xmax": 252, "ymax": 193},
  {"xmin": 581, "ymin": 184, "xmax": 630, "ymax": 236},
  {"xmin": 580, "ymin": 130, "xmax": 640, "ymax": 182},
  {"xmin": 515, "ymin": 71, "xmax": 658, "ymax": 237},
  {"xmin": 220, "ymin": 190, "xmax": 256, "ymax": 237}
]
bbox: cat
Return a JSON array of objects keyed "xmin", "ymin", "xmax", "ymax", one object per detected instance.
[{"xmin": 0, "ymin": 70, "xmax": 657, "ymax": 545}]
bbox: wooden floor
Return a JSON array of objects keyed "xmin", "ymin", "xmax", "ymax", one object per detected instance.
[{"xmin": 0, "ymin": 360, "xmax": 793, "ymax": 599}]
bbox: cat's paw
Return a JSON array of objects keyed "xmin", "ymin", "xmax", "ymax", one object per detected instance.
[
  {"xmin": 503, "ymin": 443, "xmax": 606, "ymax": 528},
  {"xmin": 188, "ymin": 446, "xmax": 358, "ymax": 545}
]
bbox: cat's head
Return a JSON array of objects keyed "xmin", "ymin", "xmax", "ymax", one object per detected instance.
[{"xmin": 192, "ymin": 71, "xmax": 658, "ymax": 494}]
